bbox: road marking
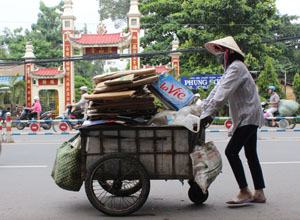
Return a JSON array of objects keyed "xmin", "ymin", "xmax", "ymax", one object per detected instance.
[
  {"xmin": 2, "ymin": 143, "xmax": 59, "ymax": 145},
  {"xmin": 260, "ymin": 161, "xmax": 300, "ymax": 165},
  {"xmin": 210, "ymin": 138, "xmax": 300, "ymax": 143},
  {"xmin": 0, "ymin": 165, "xmax": 48, "ymax": 168}
]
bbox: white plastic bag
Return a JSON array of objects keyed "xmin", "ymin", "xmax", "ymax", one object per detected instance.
[
  {"xmin": 171, "ymin": 104, "xmax": 202, "ymax": 132},
  {"xmin": 149, "ymin": 104, "xmax": 203, "ymax": 132},
  {"xmin": 173, "ymin": 114, "xmax": 201, "ymax": 133},
  {"xmin": 278, "ymin": 99, "xmax": 299, "ymax": 116},
  {"xmin": 149, "ymin": 111, "xmax": 177, "ymax": 126},
  {"xmin": 178, "ymin": 104, "xmax": 203, "ymax": 117},
  {"xmin": 190, "ymin": 142, "xmax": 222, "ymax": 193}
]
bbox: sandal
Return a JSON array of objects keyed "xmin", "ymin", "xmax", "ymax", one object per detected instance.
[{"xmin": 226, "ymin": 198, "xmax": 253, "ymax": 207}]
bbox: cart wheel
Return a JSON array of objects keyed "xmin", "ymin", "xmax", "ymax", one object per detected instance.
[
  {"xmin": 85, "ymin": 153, "xmax": 150, "ymax": 216},
  {"xmin": 188, "ymin": 180, "xmax": 209, "ymax": 204},
  {"xmin": 98, "ymin": 179, "xmax": 142, "ymax": 197}
]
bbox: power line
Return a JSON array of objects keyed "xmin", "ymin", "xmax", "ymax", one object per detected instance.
[
  {"xmin": 262, "ymin": 35, "xmax": 300, "ymax": 43},
  {"xmin": 0, "ymin": 34, "xmax": 299, "ymax": 67},
  {"xmin": 0, "ymin": 48, "xmax": 206, "ymax": 66}
]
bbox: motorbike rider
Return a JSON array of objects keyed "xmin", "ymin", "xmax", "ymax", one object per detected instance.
[
  {"xmin": 199, "ymin": 36, "xmax": 266, "ymax": 205},
  {"xmin": 265, "ymin": 85, "xmax": 280, "ymax": 126},
  {"xmin": 70, "ymin": 86, "xmax": 89, "ymax": 118},
  {"xmin": 31, "ymin": 96, "xmax": 42, "ymax": 120}
]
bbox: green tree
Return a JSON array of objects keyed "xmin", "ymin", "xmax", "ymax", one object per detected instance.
[
  {"xmin": 140, "ymin": 0, "xmax": 183, "ymax": 66},
  {"xmin": 0, "ymin": 85, "xmax": 9, "ymax": 106},
  {"xmin": 269, "ymin": 15, "xmax": 300, "ymax": 81},
  {"xmin": 97, "ymin": 0, "xmax": 130, "ymax": 25},
  {"xmin": 74, "ymin": 60, "xmax": 104, "ymax": 78},
  {"xmin": 0, "ymin": 76, "xmax": 25, "ymax": 108},
  {"xmin": 245, "ymin": 53, "xmax": 260, "ymax": 71},
  {"xmin": 28, "ymin": 1, "xmax": 63, "ymax": 63},
  {"xmin": 293, "ymin": 73, "xmax": 300, "ymax": 103},
  {"xmin": 140, "ymin": 0, "xmax": 280, "ymax": 76},
  {"xmin": 0, "ymin": 36, "xmax": 8, "ymax": 58},
  {"xmin": 9, "ymin": 76, "xmax": 25, "ymax": 106},
  {"xmin": 1, "ymin": 1, "xmax": 63, "ymax": 63},
  {"xmin": 256, "ymin": 57, "xmax": 283, "ymax": 99},
  {"xmin": 1, "ymin": 28, "xmax": 28, "ymax": 59}
]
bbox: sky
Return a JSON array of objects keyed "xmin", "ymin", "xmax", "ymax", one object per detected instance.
[{"xmin": 0, "ymin": 0, "xmax": 299, "ymax": 34}]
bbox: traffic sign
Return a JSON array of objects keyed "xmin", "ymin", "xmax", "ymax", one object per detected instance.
[
  {"xmin": 59, "ymin": 122, "xmax": 69, "ymax": 132},
  {"xmin": 224, "ymin": 119, "xmax": 232, "ymax": 129},
  {"xmin": 30, "ymin": 123, "xmax": 40, "ymax": 132}
]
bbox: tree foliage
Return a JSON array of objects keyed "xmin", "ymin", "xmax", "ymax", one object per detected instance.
[
  {"xmin": 256, "ymin": 57, "xmax": 283, "ymax": 99},
  {"xmin": 1, "ymin": 1, "xmax": 63, "ymax": 63},
  {"xmin": 269, "ymin": 15, "xmax": 300, "ymax": 81},
  {"xmin": 74, "ymin": 60, "xmax": 104, "ymax": 78},
  {"xmin": 1, "ymin": 28, "xmax": 28, "ymax": 59},
  {"xmin": 0, "ymin": 76, "xmax": 25, "ymax": 107},
  {"xmin": 97, "ymin": 0, "xmax": 130, "ymax": 28},
  {"xmin": 74, "ymin": 74, "xmax": 93, "ymax": 101},
  {"xmin": 140, "ymin": 0, "xmax": 282, "ymax": 75},
  {"xmin": 29, "ymin": 1, "xmax": 64, "ymax": 61}
]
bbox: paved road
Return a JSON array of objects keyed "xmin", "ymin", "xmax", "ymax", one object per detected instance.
[{"xmin": 0, "ymin": 132, "xmax": 300, "ymax": 220}]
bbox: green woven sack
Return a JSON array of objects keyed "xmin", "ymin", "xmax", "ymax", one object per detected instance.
[{"xmin": 51, "ymin": 133, "xmax": 83, "ymax": 191}]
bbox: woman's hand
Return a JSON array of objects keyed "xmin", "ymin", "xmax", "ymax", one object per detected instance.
[{"xmin": 201, "ymin": 116, "xmax": 214, "ymax": 127}]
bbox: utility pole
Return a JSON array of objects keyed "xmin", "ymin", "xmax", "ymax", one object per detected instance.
[{"xmin": 284, "ymin": 70, "xmax": 287, "ymax": 97}]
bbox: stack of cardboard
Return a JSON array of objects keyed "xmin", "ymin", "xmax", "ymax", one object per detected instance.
[{"xmin": 85, "ymin": 68, "xmax": 158, "ymax": 122}]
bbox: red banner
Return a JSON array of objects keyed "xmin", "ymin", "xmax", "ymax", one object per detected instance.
[
  {"xmin": 64, "ymin": 38, "xmax": 72, "ymax": 105},
  {"xmin": 85, "ymin": 47, "xmax": 118, "ymax": 55},
  {"xmin": 131, "ymin": 31, "xmax": 139, "ymax": 70},
  {"xmin": 38, "ymin": 79, "xmax": 58, "ymax": 86},
  {"xmin": 25, "ymin": 64, "xmax": 32, "ymax": 107},
  {"xmin": 172, "ymin": 57, "xmax": 180, "ymax": 77}
]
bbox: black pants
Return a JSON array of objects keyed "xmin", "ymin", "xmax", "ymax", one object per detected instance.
[{"xmin": 225, "ymin": 125, "xmax": 265, "ymax": 190}]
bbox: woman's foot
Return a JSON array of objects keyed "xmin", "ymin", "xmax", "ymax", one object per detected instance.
[
  {"xmin": 252, "ymin": 189, "xmax": 266, "ymax": 203},
  {"xmin": 226, "ymin": 187, "xmax": 253, "ymax": 204}
]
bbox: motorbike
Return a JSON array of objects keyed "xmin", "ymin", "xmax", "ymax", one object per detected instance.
[
  {"xmin": 261, "ymin": 102, "xmax": 296, "ymax": 129},
  {"xmin": 52, "ymin": 105, "xmax": 84, "ymax": 131},
  {"xmin": 15, "ymin": 107, "xmax": 53, "ymax": 130}
]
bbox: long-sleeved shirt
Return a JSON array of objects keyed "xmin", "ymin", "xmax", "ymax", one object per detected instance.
[
  {"xmin": 200, "ymin": 60, "xmax": 264, "ymax": 134},
  {"xmin": 269, "ymin": 92, "xmax": 280, "ymax": 108},
  {"xmin": 75, "ymin": 93, "xmax": 88, "ymax": 111},
  {"xmin": 31, "ymin": 101, "xmax": 42, "ymax": 113}
]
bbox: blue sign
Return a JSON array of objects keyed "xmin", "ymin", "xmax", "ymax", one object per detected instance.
[{"xmin": 181, "ymin": 74, "xmax": 222, "ymax": 90}]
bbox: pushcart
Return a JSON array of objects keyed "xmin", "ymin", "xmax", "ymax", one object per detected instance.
[{"xmin": 80, "ymin": 123, "xmax": 208, "ymax": 216}]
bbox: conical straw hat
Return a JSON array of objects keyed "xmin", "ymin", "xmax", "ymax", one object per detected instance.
[{"xmin": 204, "ymin": 36, "xmax": 245, "ymax": 57}]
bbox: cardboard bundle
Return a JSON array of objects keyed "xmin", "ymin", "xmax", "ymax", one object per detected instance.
[{"xmin": 85, "ymin": 68, "xmax": 158, "ymax": 122}]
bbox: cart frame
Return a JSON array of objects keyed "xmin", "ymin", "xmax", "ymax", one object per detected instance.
[{"xmin": 79, "ymin": 124, "xmax": 207, "ymax": 216}]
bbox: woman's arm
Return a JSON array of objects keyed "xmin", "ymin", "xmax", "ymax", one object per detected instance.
[{"xmin": 200, "ymin": 64, "xmax": 244, "ymax": 118}]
